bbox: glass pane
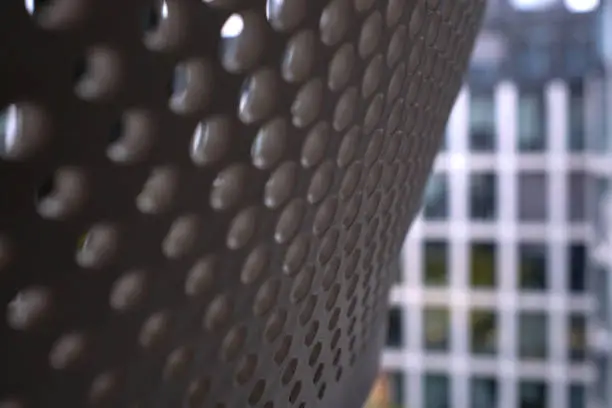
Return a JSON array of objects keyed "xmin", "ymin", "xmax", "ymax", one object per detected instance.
[
  {"xmin": 568, "ymin": 172, "xmax": 586, "ymax": 222},
  {"xmin": 424, "ymin": 241, "xmax": 448, "ymax": 286},
  {"xmin": 518, "ymin": 90, "xmax": 546, "ymax": 152},
  {"xmin": 595, "ymin": 358, "xmax": 609, "ymax": 402},
  {"xmin": 569, "ymin": 384, "xmax": 585, "ymax": 408},
  {"xmin": 592, "ymin": 265, "xmax": 610, "ymax": 326},
  {"xmin": 518, "ymin": 173, "xmax": 547, "ymax": 222},
  {"xmin": 470, "ymin": 310, "xmax": 497, "ymax": 355},
  {"xmin": 470, "ymin": 173, "xmax": 497, "ymax": 220},
  {"xmin": 470, "ymin": 91, "xmax": 496, "ymax": 151},
  {"xmin": 423, "ymin": 173, "xmax": 448, "ymax": 220},
  {"xmin": 519, "ymin": 381, "xmax": 548, "ymax": 408},
  {"xmin": 470, "ymin": 243, "xmax": 496, "ymax": 288},
  {"xmin": 518, "ymin": 244, "xmax": 547, "ymax": 290},
  {"xmin": 568, "ymin": 244, "xmax": 586, "ymax": 293},
  {"xmin": 568, "ymin": 80, "xmax": 585, "ymax": 152},
  {"xmin": 568, "ymin": 314, "xmax": 586, "ymax": 362},
  {"xmin": 386, "ymin": 307, "xmax": 403, "ymax": 348},
  {"xmin": 471, "ymin": 377, "xmax": 498, "ymax": 408},
  {"xmin": 424, "ymin": 307, "xmax": 450, "ymax": 352},
  {"xmin": 518, "ymin": 313, "xmax": 548, "ymax": 359},
  {"xmin": 424, "ymin": 374, "xmax": 450, "ymax": 408}
]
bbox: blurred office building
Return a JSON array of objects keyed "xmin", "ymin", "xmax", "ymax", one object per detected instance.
[{"xmin": 369, "ymin": 0, "xmax": 611, "ymax": 408}]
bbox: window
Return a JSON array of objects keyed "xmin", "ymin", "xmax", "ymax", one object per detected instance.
[
  {"xmin": 518, "ymin": 89, "xmax": 546, "ymax": 152},
  {"xmin": 470, "ymin": 173, "xmax": 496, "ymax": 220},
  {"xmin": 470, "ymin": 310, "xmax": 497, "ymax": 355},
  {"xmin": 593, "ymin": 265, "xmax": 610, "ymax": 324},
  {"xmin": 518, "ymin": 244, "xmax": 547, "ymax": 290},
  {"xmin": 568, "ymin": 244, "xmax": 586, "ymax": 293},
  {"xmin": 568, "ymin": 172, "xmax": 587, "ymax": 222},
  {"xmin": 469, "ymin": 89, "xmax": 496, "ymax": 151},
  {"xmin": 518, "ymin": 312, "xmax": 548, "ymax": 359},
  {"xmin": 386, "ymin": 307, "xmax": 403, "ymax": 348},
  {"xmin": 424, "ymin": 374, "xmax": 450, "ymax": 408},
  {"xmin": 470, "ymin": 243, "xmax": 496, "ymax": 288},
  {"xmin": 471, "ymin": 377, "xmax": 498, "ymax": 408},
  {"xmin": 568, "ymin": 80, "xmax": 585, "ymax": 151},
  {"xmin": 519, "ymin": 381, "xmax": 548, "ymax": 408},
  {"xmin": 568, "ymin": 314, "xmax": 586, "ymax": 362},
  {"xmin": 424, "ymin": 307, "xmax": 450, "ymax": 352},
  {"xmin": 518, "ymin": 172, "xmax": 548, "ymax": 221},
  {"xmin": 569, "ymin": 384, "xmax": 585, "ymax": 408},
  {"xmin": 424, "ymin": 241, "xmax": 448, "ymax": 286},
  {"xmin": 593, "ymin": 178, "xmax": 610, "ymax": 239},
  {"xmin": 423, "ymin": 173, "xmax": 448, "ymax": 220},
  {"xmin": 595, "ymin": 359, "xmax": 609, "ymax": 402}
]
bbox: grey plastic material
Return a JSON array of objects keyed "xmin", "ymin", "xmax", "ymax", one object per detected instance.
[{"xmin": 0, "ymin": 0, "xmax": 484, "ymax": 407}]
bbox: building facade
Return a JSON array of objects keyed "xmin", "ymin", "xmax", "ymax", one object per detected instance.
[{"xmin": 371, "ymin": 0, "xmax": 610, "ymax": 407}]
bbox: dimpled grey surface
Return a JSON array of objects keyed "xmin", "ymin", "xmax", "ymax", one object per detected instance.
[{"xmin": 0, "ymin": 0, "xmax": 484, "ymax": 407}]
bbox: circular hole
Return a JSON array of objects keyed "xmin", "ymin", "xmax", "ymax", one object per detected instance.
[
  {"xmin": 7, "ymin": 286, "xmax": 53, "ymax": 331},
  {"xmin": 220, "ymin": 12, "xmax": 265, "ymax": 73},
  {"xmin": 164, "ymin": 346, "xmax": 194, "ymax": 380},
  {"xmin": 313, "ymin": 363, "xmax": 324, "ymax": 384},
  {"xmin": 281, "ymin": 358, "xmax": 298, "ymax": 385},
  {"xmin": 0, "ymin": 103, "xmax": 49, "ymax": 161},
  {"xmin": 35, "ymin": 168, "xmax": 88, "ymax": 220},
  {"xmin": 308, "ymin": 342, "xmax": 321, "ymax": 366},
  {"xmin": 235, "ymin": 354, "xmax": 258, "ymax": 385},
  {"xmin": 248, "ymin": 380, "xmax": 266, "ymax": 405},
  {"xmin": 75, "ymin": 47, "xmax": 123, "ymax": 101},
  {"xmin": 107, "ymin": 111, "xmax": 156, "ymax": 164},
  {"xmin": 142, "ymin": 0, "xmax": 169, "ymax": 33},
  {"xmin": 288, "ymin": 381, "xmax": 301, "ymax": 404},
  {"xmin": 109, "ymin": 270, "xmax": 148, "ymax": 312},
  {"xmin": 190, "ymin": 115, "xmax": 232, "ymax": 167},
  {"xmin": 169, "ymin": 59, "xmax": 214, "ymax": 115},
  {"xmin": 88, "ymin": 371, "xmax": 119, "ymax": 405},
  {"xmin": 185, "ymin": 378, "xmax": 211, "ymax": 408},
  {"xmin": 137, "ymin": 166, "xmax": 178, "ymax": 214},
  {"xmin": 49, "ymin": 332, "xmax": 87, "ymax": 370},
  {"xmin": 75, "ymin": 223, "xmax": 119, "ymax": 269},
  {"xmin": 162, "ymin": 214, "xmax": 200, "ymax": 259},
  {"xmin": 318, "ymin": 383, "xmax": 327, "ymax": 399}
]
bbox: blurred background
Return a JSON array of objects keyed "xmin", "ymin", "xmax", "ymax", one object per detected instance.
[{"xmin": 366, "ymin": 0, "xmax": 611, "ymax": 407}]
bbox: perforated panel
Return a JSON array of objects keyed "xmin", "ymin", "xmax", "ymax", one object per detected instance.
[{"xmin": 0, "ymin": 0, "xmax": 484, "ymax": 407}]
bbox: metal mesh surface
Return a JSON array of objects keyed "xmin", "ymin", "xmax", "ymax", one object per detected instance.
[{"xmin": 0, "ymin": 0, "xmax": 484, "ymax": 407}]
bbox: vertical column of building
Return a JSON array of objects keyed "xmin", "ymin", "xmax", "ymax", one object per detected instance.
[
  {"xmin": 547, "ymin": 80, "xmax": 570, "ymax": 408},
  {"xmin": 450, "ymin": 87, "xmax": 470, "ymax": 408},
  {"xmin": 496, "ymin": 80, "xmax": 519, "ymax": 408}
]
